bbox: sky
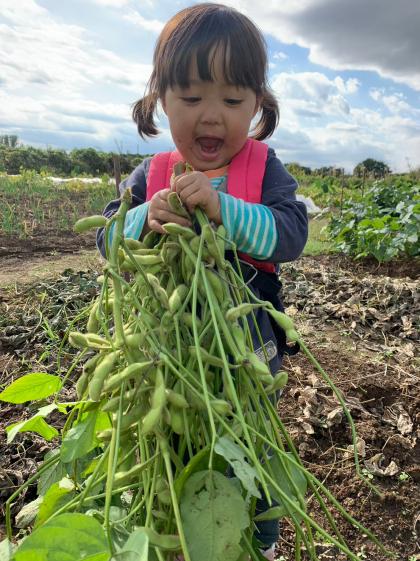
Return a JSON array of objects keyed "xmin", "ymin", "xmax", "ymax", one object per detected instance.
[{"xmin": 0, "ymin": 0, "xmax": 419, "ymax": 173}]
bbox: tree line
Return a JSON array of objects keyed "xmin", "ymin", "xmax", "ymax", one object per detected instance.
[{"xmin": 0, "ymin": 135, "xmax": 391, "ymax": 178}]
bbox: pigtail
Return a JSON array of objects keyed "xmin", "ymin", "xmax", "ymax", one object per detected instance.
[
  {"xmin": 132, "ymin": 91, "xmax": 159, "ymax": 139},
  {"xmin": 252, "ymin": 88, "xmax": 280, "ymax": 141}
]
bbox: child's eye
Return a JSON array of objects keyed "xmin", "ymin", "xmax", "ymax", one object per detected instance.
[
  {"xmin": 225, "ymin": 99, "xmax": 243, "ymax": 106},
  {"xmin": 181, "ymin": 97, "xmax": 201, "ymax": 103}
]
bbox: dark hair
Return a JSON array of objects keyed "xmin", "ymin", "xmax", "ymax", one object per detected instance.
[{"xmin": 133, "ymin": 3, "xmax": 279, "ymax": 140}]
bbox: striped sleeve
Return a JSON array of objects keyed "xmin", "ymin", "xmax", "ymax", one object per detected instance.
[
  {"xmin": 108, "ymin": 202, "xmax": 150, "ymax": 246},
  {"xmin": 218, "ymin": 192, "xmax": 278, "ymax": 259}
]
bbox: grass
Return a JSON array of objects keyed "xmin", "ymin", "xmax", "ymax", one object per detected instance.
[
  {"xmin": 303, "ymin": 218, "xmax": 333, "ymax": 256},
  {"xmin": 0, "ymin": 171, "xmax": 115, "ymax": 237}
]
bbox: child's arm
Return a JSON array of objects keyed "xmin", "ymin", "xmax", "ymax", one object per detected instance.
[
  {"xmin": 96, "ymin": 159, "xmax": 151, "ymax": 258},
  {"xmin": 218, "ymin": 149, "xmax": 308, "ymax": 263}
]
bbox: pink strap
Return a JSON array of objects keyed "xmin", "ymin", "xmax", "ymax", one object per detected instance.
[
  {"xmin": 146, "ymin": 151, "xmax": 183, "ymax": 201},
  {"xmin": 227, "ymin": 139, "xmax": 268, "ymax": 203}
]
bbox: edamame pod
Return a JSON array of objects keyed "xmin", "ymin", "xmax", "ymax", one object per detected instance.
[
  {"xmin": 74, "ymin": 215, "xmax": 107, "ymax": 233},
  {"xmin": 267, "ymin": 309, "xmax": 295, "ymax": 332},
  {"xmin": 163, "ymin": 223, "xmax": 195, "ymax": 239},
  {"xmin": 88, "ymin": 351, "xmax": 118, "ymax": 401}
]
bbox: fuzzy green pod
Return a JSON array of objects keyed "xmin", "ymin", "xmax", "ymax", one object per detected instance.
[
  {"xmin": 267, "ymin": 309, "xmax": 295, "ymax": 332},
  {"xmin": 225, "ymin": 303, "xmax": 260, "ymax": 322},
  {"xmin": 168, "ymin": 284, "xmax": 189, "ymax": 314},
  {"xmin": 189, "ymin": 345, "xmax": 225, "ymax": 368},
  {"xmin": 245, "ymin": 352, "xmax": 271, "ymax": 377},
  {"xmin": 166, "ymin": 388, "xmax": 190, "ymax": 409},
  {"xmin": 168, "ymin": 191, "xmax": 190, "ymax": 218},
  {"xmin": 211, "ymin": 399, "xmax": 232, "ymax": 416},
  {"xmin": 88, "ymin": 351, "xmax": 119, "ymax": 401},
  {"xmin": 169, "ymin": 406, "xmax": 185, "ymax": 435},
  {"xmin": 103, "ymin": 360, "xmax": 154, "ymax": 393},
  {"xmin": 124, "ymin": 238, "xmax": 145, "ymax": 250},
  {"xmin": 266, "ymin": 371, "xmax": 289, "ymax": 394},
  {"xmin": 286, "ymin": 328, "xmax": 300, "ymax": 342},
  {"xmin": 74, "ymin": 215, "xmax": 107, "ymax": 233},
  {"xmin": 163, "ymin": 222, "xmax": 196, "ymax": 239}
]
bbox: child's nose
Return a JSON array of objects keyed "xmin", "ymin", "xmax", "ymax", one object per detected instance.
[{"xmin": 199, "ymin": 102, "xmax": 222, "ymax": 125}]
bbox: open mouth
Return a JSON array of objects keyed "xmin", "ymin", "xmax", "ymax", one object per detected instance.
[{"xmin": 196, "ymin": 137, "xmax": 223, "ymax": 158}]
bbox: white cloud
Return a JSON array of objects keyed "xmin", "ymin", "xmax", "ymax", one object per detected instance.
[
  {"xmin": 123, "ymin": 9, "xmax": 165, "ymax": 33},
  {"xmin": 90, "ymin": 0, "xmax": 131, "ymax": 6},
  {"xmin": 224, "ymin": 0, "xmax": 420, "ymax": 91},
  {"xmin": 273, "ymin": 51, "xmax": 288, "ymax": 61}
]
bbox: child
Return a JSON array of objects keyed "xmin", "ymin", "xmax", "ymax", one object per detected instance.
[{"xmin": 97, "ymin": 3, "xmax": 308, "ymax": 559}]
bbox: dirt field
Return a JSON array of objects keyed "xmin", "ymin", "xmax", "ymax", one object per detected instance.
[{"xmin": 0, "ymin": 232, "xmax": 418, "ymax": 560}]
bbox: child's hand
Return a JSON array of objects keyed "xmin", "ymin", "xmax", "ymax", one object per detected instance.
[
  {"xmin": 147, "ymin": 188, "xmax": 192, "ymax": 234},
  {"xmin": 173, "ymin": 172, "xmax": 221, "ymax": 223}
]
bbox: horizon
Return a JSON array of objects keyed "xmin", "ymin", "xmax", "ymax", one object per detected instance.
[{"xmin": 1, "ymin": 0, "xmax": 419, "ymax": 174}]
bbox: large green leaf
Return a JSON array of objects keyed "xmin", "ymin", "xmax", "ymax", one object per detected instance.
[
  {"xmin": 0, "ymin": 373, "xmax": 61, "ymax": 403},
  {"xmin": 37, "ymin": 449, "xmax": 67, "ymax": 496},
  {"xmin": 214, "ymin": 437, "xmax": 261, "ymax": 498},
  {"xmin": 6, "ymin": 416, "xmax": 58, "ymax": 443},
  {"xmin": 174, "ymin": 446, "xmax": 227, "ymax": 499},
  {"xmin": 111, "ymin": 529, "xmax": 149, "ymax": 561},
  {"xmin": 180, "ymin": 470, "xmax": 248, "ymax": 561},
  {"xmin": 12, "ymin": 513, "xmax": 110, "ymax": 561},
  {"xmin": 60, "ymin": 411, "xmax": 98, "ymax": 463},
  {"xmin": 267, "ymin": 452, "xmax": 307, "ymax": 520},
  {"xmin": 35, "ymin": 478, "xmax": 76, "ymax": 527}
]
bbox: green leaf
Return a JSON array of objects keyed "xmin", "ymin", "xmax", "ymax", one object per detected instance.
[
  {"xmin": 61, "ymin": 411, "xmax": 98, "ymax": 463},
  {"xmin": 214, "ymin": 437, "xmax": 261, "ymax": 498},
  {"xmin": 111, "ymin": 529, "xmax": 149, "ymax": 561},
  {"xmin": 0, "ymin": 538, "xmax": 14, "ymax": 561},
  {"xmin": 37, "ymin": 449, "xmax": 67, "ymax": 497},
  {"xmin": 174, "ymin": 446, "xmax": 227, "ymax": 499},
  {"xmin": 267, "ymin": 453, "xmax": 307, "ymax": 520},
  {"xmin": 0, "ymin": 373, "xmax": 61, "ymax": 403},
  {"xmin": 6, "ymin": 416, "xmax": 58, "ymax": 443},
  {"xmin": 35, "ymin": 478, "xmax": 76, "ymax": 527},
  {"xmin": 180, "ymin": 470, "xmax": 249, "ymax": 561},
  {"xmin": 12, "ymin": 513, "xmax": 110, "ymax": 561}
]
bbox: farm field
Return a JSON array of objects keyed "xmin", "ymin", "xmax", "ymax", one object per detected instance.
[{"xmin": 0, "ymin": 173, "xmax": 419, "ymax": 560}]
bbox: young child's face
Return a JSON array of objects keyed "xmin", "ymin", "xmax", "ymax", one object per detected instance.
[{"xmin": 161, "ymin": 50, "xmax": 260, "ymax": 171}]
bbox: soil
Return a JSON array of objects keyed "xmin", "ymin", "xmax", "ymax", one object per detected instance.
[{"xmin": 0, "ymin": 231, "xmax": 418, "ymax": 560}]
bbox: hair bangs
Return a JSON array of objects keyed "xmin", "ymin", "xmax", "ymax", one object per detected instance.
[{"xmin": 162, "ymin": 8, "xmax": 266, "ymax": 93}]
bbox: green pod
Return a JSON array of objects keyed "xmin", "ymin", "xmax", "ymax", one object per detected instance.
[
  {"xmin": 168, "ymin": 191, "xmax": 190, "ymax": 218},
  {"xmin": 163, "ymin": 222, "xmax": 195, "ymax": 239},
  {"xmin": 102, "ymin": 387, "xmax": 141, "ymax": 412},
  {"xmin": 103, "ymin": 360, "xmax": 154, "ymax": 392},
  {"xmin": 162, "ymin": 406, "xmax": 171, "ymax": 426},
  {"xmin": 124, "ymin": 238, "xmax": 145, "ymax": 250},
  {"xmin": 68, "ymin": 331, "xmax": 90, "ymax": 349},
  {"xmin": 216, "ymin": 224, "xmax": 226, "ymax": 255},
  {"xmin": 141, "ymin": 406, "xmax": 161, "ymax": 435},
  {"xmin": 267, "ymin": 309, "xmax": 295, "ymax": 332},
  {"xmin": 166, "ymin": 388, "xmax": 189, "ymax": 409},
  {"xmin": 266, "ymin": 371, "xmax": 289, "ymax": 394},
  {"xmin": 181, "ymin": 312, "xmax": 202, "ymax": 330},
  {"xmin": 142, "ymin": 230, "xmax": 159, "ymax": 248},
  {"xmin": 231, "ymin": 324, "xmax": 247, "ymax": 355},
  {"xmin": 211, "ymin": 399, "xmax": 232, "ymax": 416},
  {"xmin": 124, "ymin": 332, "xmax": 147, "ymax": 350},
  {"xmin": 169, "ymin": 406, "xmax": 185, "ymax": 435},
  {"xmin": 113, "ymin": 461, "xmax": 151, "ymax": 488},
  {"xmin": 225, "ymin": 303, "xmax": 260, "ymax": 323},
  {"xmin": 245, "ymin": 352, "xmax": 271, "ymax": 377},
  {"xmin": 85, "ymin": 333, "xmax": 111, "ymax": 350},
  {"xmin": 88, "ymin": 351, "xmax": 119, "ymax": 401},
  {"xmin": 189, "ymin": 235, "xmax": 201, "ymax": 254},
  {"xmin": 117, "ymin": 405, "xmax": 144, "ymax": 431},
  {"xmin": 131, "ymin": 248, "xmax": 160, "ymax": 256},
  {"xmin": 204, "ymin": 269, "xmax": 225, "ymax": 303},
  {"xmin": 132, "ymin": 253, "xmax": 163, "ymax": 266},
  {"xmin": 74, "ymin": 215, "xmax": 107, "ymax": 233},
  {"xmin": 254, "ymin": 505, "xmax": 286, "ymax": 522},
  {"xmin": 82, "ymin": 352, "xmax": 102, "ymax": 375},
  {"xmin": 86, "ymin": 301, "xmax": 100, "ymax": 334},
  {"xmin": 286, "ymin": 328, "xmax": 300, "ymax": 342},
  {"xmin": 168, "ymin": 284, "xmax": 189, "ymax": 314},
  {"xmin": 76, "ymin": 371, "xmax": 90, "ymax": 399},
  {"xmin": 157, "ymin": 488, "xmax": 172, "ymax": 506}
]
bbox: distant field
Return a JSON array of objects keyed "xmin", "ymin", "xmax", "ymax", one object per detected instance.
[{"xmin": 0, "ymin": 172, "xmax": 115, "ymax": 238}]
